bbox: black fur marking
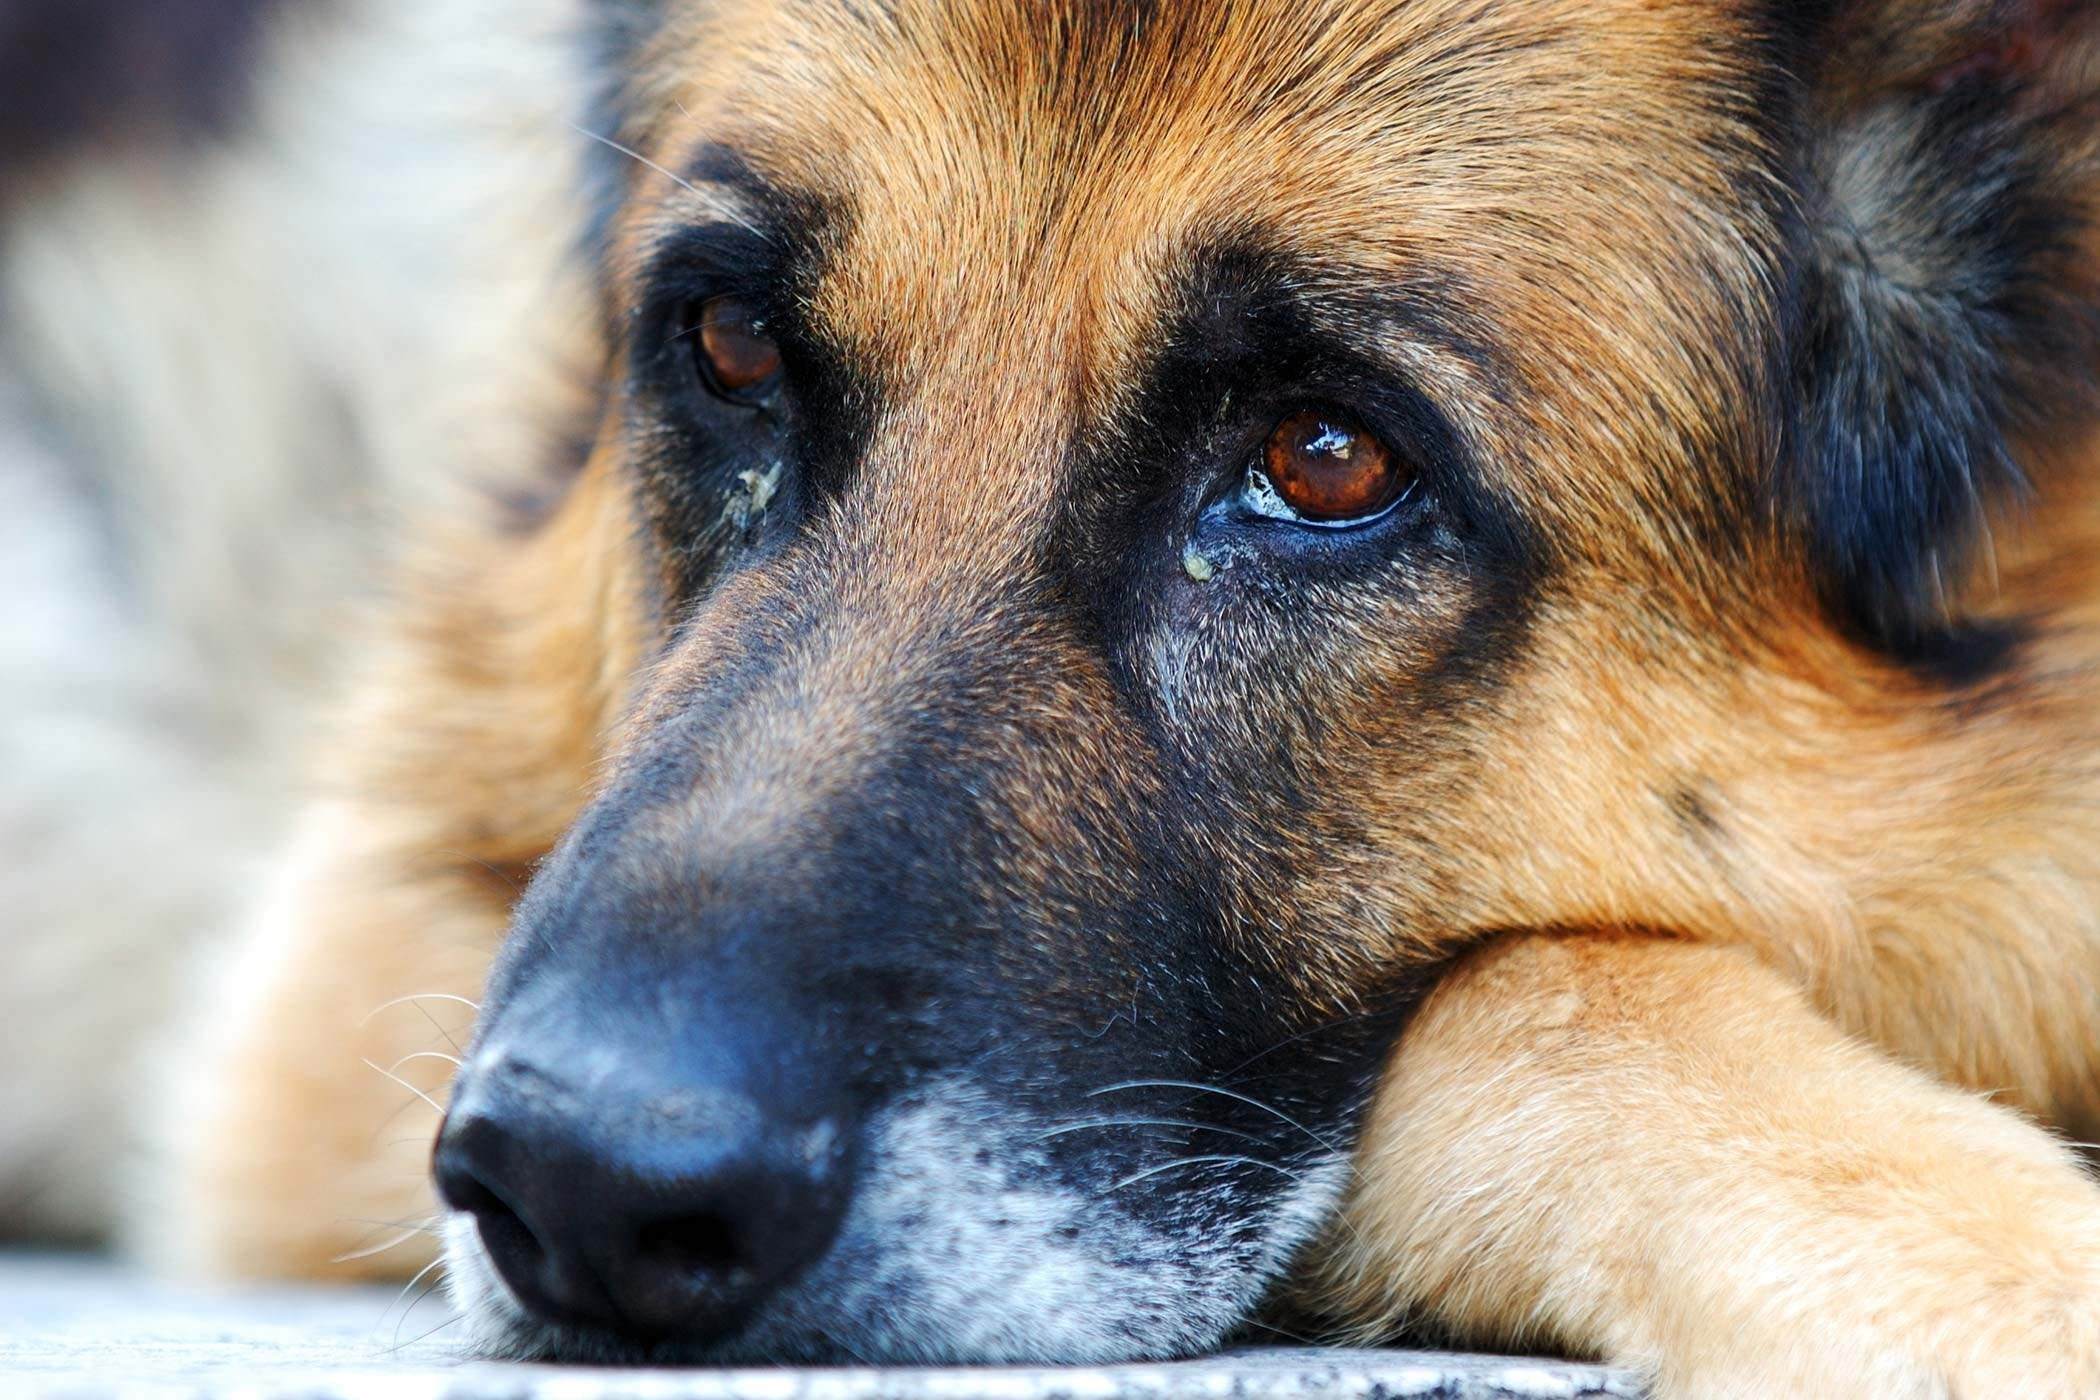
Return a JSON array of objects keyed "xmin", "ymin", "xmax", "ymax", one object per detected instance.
[
  {"xmin": 0, "ymin": 0, "xmax": 284, "ymax": 196},
  {"xmin": 1876, "ymin": 615, "xmax": 2030, "ymax": 691},
  {"xmin": 1668, "ymin": 780, "xmax": 1727, "ymax": 846}
]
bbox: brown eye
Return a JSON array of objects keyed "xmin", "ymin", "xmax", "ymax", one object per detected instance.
[
  {"xmin": 1258, "ymin": 410, "xmax": 1410, "ymax": 522},
  {"xmin": 684, "ymin": 295, "xmax": 782, "ymax": 400}
]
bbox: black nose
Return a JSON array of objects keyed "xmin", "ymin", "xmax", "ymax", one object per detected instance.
[{"xmin": 433, "ymin": 1055, "xmax": 853, "ymax": 1342}]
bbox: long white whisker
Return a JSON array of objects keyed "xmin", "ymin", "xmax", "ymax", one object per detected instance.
[
  {"xmin": 385, "ymin": 1050, "xmax": 463, "ymax": 1074},
  {"xmin": 331, "ymin": 1226, "xmax": 434, "ymax": 1265},
  {"xmin": 1106, "ymin": 1149, "xmax": 1374, "ymax": 1255},
  {"xmin": 384, "ymin": 1311, "xmax": 462, "ymax": 1356},
  {"xmin": 362, "ymin": 993, "xmax": 480, "ymax": 1026},
  {"xmin": 362, "ymin": 1058, "xmax": 445, "ymax": 1116},
  {"xmin": 1032, "ymin": 1117, "xmax": 1271, "ymax": 1145},
  {"xmin": 568, "ymin": 124, "xmax": 772, "ymax": 239},
  {"xmin": 1088, "ymin": 1079, "xmax": 1346, "ymax": 1159},
  {"xmin": 386, "ymin": 1276, "xmax": 460, "ymax": 1356},
  {"xmin": 569, "ymin": 123, "xmax": 697, "ymax": 193},
  {"xmin": 412, "ymin": 999, "xmax": 465, "ymax": 1055},
  {"xmin": 341, "ymin": 1215, "xmax": 443, "ymax": 1232},
  {"xmin": 385, "ymin": 1255, "xmax": 448, "ymax": 1328},
  {"xmin": 1109, "ymin": 1154, "xmax": 1311, "ymax": 1193}
]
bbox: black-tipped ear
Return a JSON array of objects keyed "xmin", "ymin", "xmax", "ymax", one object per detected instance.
[{"xmin": 1776, "ymin": 0, "xmax": 2099, "ymax": 656}]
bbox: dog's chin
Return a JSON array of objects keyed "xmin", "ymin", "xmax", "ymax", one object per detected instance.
[{"xmin": 440, "ymin": 1087, "xmax": 1351, "ymax": 1366}]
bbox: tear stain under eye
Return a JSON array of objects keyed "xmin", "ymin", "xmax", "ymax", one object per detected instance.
[
  {"xmin": 720, "ymin": 464, "xmax": 782, "ymax": 535},
  {"xmin": 1183, "ymin": 531, "xmax": 1264, "ymax": 582}
]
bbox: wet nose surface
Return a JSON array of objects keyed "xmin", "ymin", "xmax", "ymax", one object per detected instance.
[{"xmin": 433, "ymin": 1060, "xmax": 852, "ymax": 1342}]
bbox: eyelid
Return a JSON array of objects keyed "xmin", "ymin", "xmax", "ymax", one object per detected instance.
[{"xmin": 636, "ymin": 222, "xmax": 783, "ymax": 307}]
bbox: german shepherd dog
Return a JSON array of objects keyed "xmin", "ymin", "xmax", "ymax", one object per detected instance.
[{"xmin": 12, "ymin": 0, "xmax": 2100, "ymax": 1395}]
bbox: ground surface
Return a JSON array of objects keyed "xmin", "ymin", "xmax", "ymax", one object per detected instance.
[{"xmin": 1, "ymin": 1254, "xmax": 1641, "ymax": 1399}]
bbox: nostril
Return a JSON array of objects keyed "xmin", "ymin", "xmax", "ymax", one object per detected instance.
[
  {"xmin": 445, "ymin": 1167, "xmax": 547, "ymax": 1276},
  {"xmin": 636, "ymin": 1211, "xmax": 749, "ymax": 1281}
]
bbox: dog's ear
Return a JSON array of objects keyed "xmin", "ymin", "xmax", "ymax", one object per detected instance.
[{"xmin": 1774, "ymin": 0, "xmax": 2100, "ymax": 660}]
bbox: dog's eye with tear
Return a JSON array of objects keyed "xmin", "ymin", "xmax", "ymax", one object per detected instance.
[
  {"xmin": 1247, "ymin": 409, "xmax": 1412, "ymax": 525},
  {"xmin": 679, "ymin": 295, "xmax": 782, "ymax": 403}
]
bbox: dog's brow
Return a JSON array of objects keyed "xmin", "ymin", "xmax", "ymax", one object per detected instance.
[
  {"xmin": 1152, "ymin": 242, "xmax": 1513, "ymax": 440},
  {"xmin": 1316, "ymin": 275, "xmax": 1507, "ymax": 404},
  {"xmin": 680, "ymin": 143, "xmax": 788, "ymax": 225},
  {"xmin": 652, "ymin": 141, "xmax": 849, "ymax": 264},
  {"xmin": 1182, "ymin": 241, "xmax": 1505, "ymax": 383}
]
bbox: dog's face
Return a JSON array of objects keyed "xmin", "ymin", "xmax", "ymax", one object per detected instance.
[{"xmin": 434, "ymin": 0, "xmax": 2092, "ymax": 1364}]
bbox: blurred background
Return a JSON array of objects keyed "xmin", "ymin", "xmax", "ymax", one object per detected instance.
[{"xmin": 0, "ymin": 0, "xmax": 591, "ymax": 1247}]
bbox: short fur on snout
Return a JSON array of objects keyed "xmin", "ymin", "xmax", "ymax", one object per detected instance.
[{"xmin": 146, "ymin": 0, "xmax": 2100, "ymax": 1393}]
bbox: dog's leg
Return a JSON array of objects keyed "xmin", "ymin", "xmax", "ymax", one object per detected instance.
[{"xmin": 1316, "ymin": 932, "xmax": 2100, "ymax": 1399}]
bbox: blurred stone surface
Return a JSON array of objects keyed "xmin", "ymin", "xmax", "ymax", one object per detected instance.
[{"xmin": 1, "ymin": 1253, "xmax": 1641, "ymax": 1399}]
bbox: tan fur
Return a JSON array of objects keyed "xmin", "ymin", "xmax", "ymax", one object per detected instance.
[{"xmin": 16, "ymin": 0, "xmax": 2100, "ymax": 1391}]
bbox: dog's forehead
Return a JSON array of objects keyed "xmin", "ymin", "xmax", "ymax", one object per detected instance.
[{"xmin": 632, "ymin": 0, "xmax": 1781, "ymax": 525}]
